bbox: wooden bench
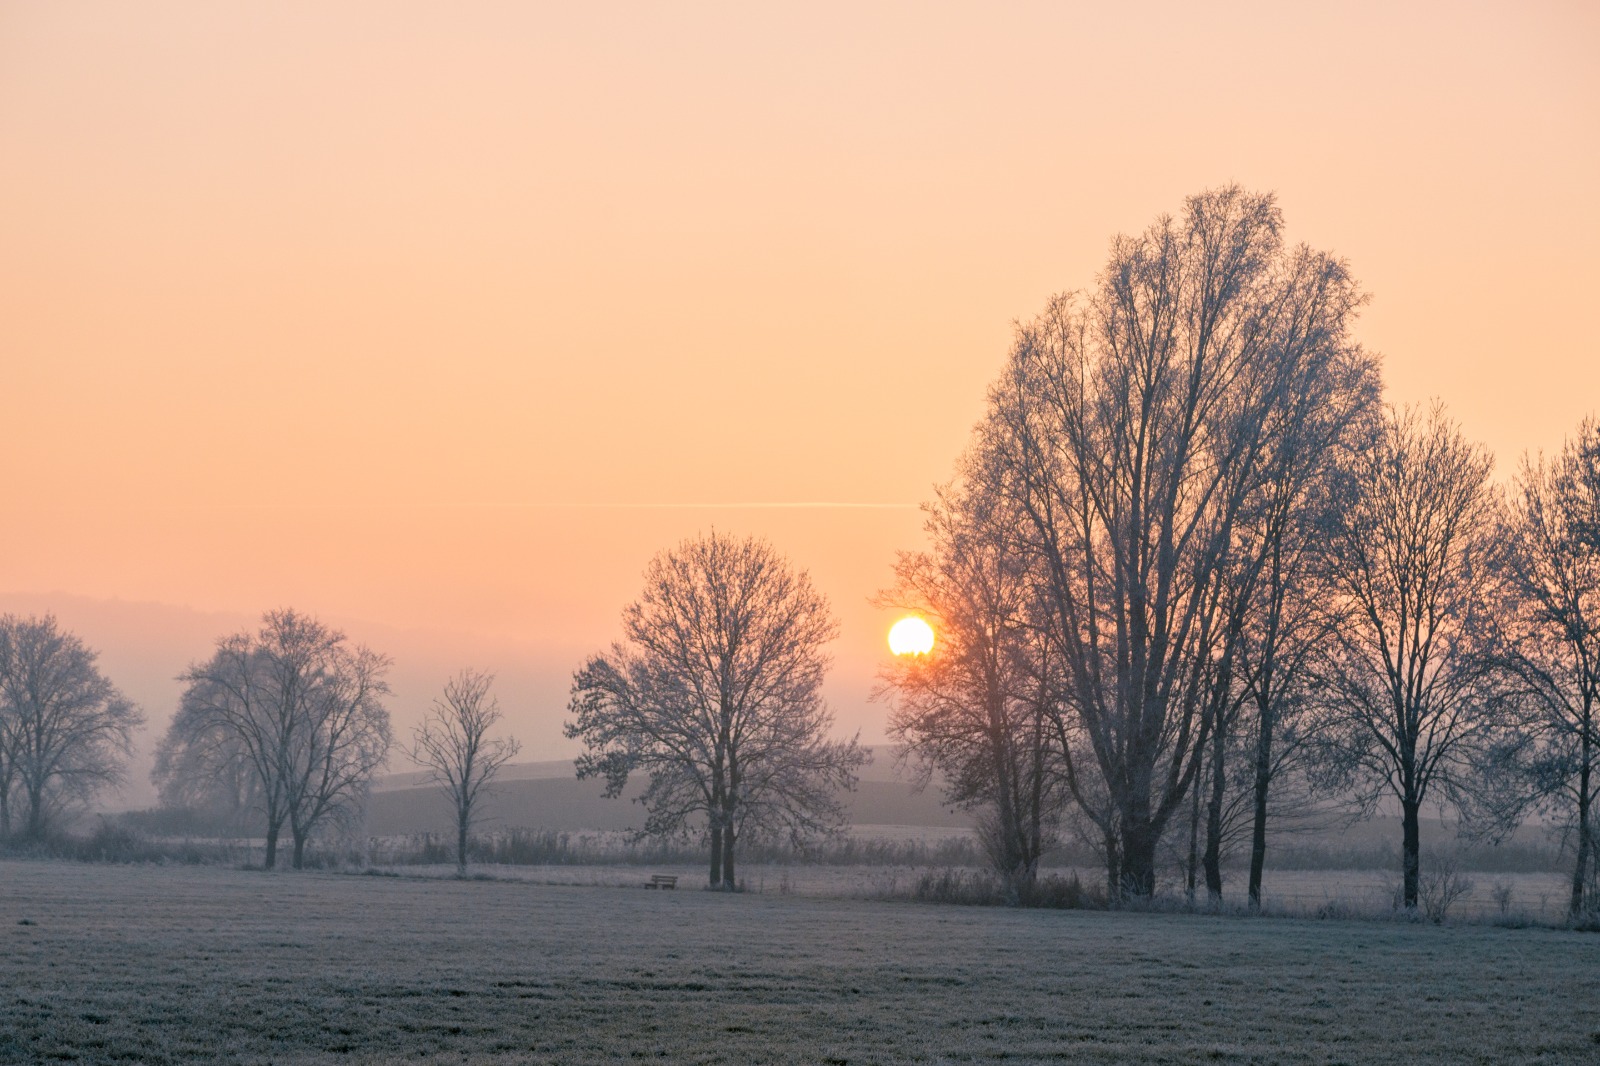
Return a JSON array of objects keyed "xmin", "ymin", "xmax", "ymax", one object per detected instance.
[{"xmin": 644, "ymin": 874, "xmax": 678, "ymax": 890}]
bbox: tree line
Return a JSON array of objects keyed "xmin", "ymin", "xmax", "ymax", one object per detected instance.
[
  {"xmin": 877, "ymin": 186, "xmax": 1599, "ymax": 917},
  {"xmin": 0, "ymin": 609, "xmax": 521, "ymax": 873},
  {"xmin": 0, "ymin": 552, "xmax": 856, "ymax": 889}
]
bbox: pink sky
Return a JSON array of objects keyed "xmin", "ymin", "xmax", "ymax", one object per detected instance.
[{"xmin": 2, "ymin": 2, "xmax": 1596, "ymax": 803}]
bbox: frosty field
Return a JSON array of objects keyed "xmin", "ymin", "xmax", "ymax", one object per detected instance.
[
  {"xmin": 3, "ymin": 860, "xmax": 1596, "ymax": 1065},
  {"xmin": 360, "ymin": 859, "xmax": 1577, "ymax": 924}
]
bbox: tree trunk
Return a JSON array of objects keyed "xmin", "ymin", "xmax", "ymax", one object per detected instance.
[
  {"xmin": 708, "ymin": 823, "xmax": 723, "ymax": 888},
  {"xmin": 1104, "ymin": 828, "xmax": 1120, "ymax": 901},
  {"xmin": 264, "ymin": 821, "xmax": 280, "ymax": 870},
  {"xmin": 709, "ymin": 764, "xmax": 726, "ymax": 888},
  {"xmin": 292, "ymin": 828, "xmax": 307, "ymax": 870},
  {"xmin": 1203, "ymin": 720, "xmax": 1227, "ymax": 903},
  {"xmin": 1120, "ymin": 823, "xmax": 1158, "ymax": 899},
  {"xmin": 25, "ymin": 783, "xmax": 45, "ymax": 841},
  {"xmin": 722, "ymin": 823, "xmax": 736, "ymax": 891},
  {"xmin": 1247, "ymin": 699, "xmax": 1273, "ymax": 911},
  {"xmin": 1401, "ymin": 797, "xmax": 1421, "ymax": 910},
  {"xmin": 1024, "ymin": 734, "xmax": 1045, "ymax": 889},
  {"xmin": 457, "ymin": 813, "xmax": 470, "ymax": 877},
  {"xmin": 991, "ymin": 722, "xmax": 1024, "ymax": 888},
  {"xmin": 1573, "ymin": 730, "xmax": 1591, "ymax": 917},
  {"xmin": 1185, "ymin": 768, "xmax": 1201, "ymax": 905}
]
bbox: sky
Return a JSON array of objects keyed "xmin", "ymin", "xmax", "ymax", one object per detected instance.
[{"xmin": 2, "ymin": 2, "xmax": 1597, "ymax": 805}]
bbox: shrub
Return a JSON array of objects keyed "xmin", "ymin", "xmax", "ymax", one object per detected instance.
[
  {"xmin": 1020, "ymin": 872, "xmax": 1103, "ymax": 909},
  {"xmin": 1418, "ymin": 855, "xmax": 1474, "ymax": 924},
  {"xmin": 911, "ymin": 868, "xmax": 1002, "ymax": 905},
  {"xmin": 1491, "ymin": 880, "xmax": 1515, "ymax": 916},
  {"xmin": 899, "ymin": 868, "xmax": 1104, "ymax": 910}
]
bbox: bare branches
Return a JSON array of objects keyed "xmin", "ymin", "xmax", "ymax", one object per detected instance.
[
  {"xmin": 976, "ymin": 186, "xmax": 1372, "ymax": 898},
  {"xmin": 1498, "ymin": 417, "xmax": 1600, "ymax": 914},
  {"xmin": 162, "ymin": 609, "xmax": 392, "ymax": 869},
  {"xmin": 876, "ymin": 474, "xmax": 1061, "ymax": 892},
  {"xmin": 0, "ymin": 614, "xmax": 141, "ymax": 839},
  {"xmin": 408, "ymin": 669, "xmax": 521, "ymax": 874},
  {"xmin": 566, "ymin": 531, "xmax": 865, "ymax": 889},
  {"xmin": 1313, "ymin": 402, "xmax": 1509, "ymax": 909}
]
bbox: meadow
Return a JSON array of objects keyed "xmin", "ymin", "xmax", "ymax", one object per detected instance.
[{"xmin": 4, "ymin": 860, "xmax": 1596, "ymax": 1064}]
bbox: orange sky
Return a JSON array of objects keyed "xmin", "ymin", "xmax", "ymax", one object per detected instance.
[{"xmin": 2, "ymin": 2, "xmax": 1597, "ymax": 802}]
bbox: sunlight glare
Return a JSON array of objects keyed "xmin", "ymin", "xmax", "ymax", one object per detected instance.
[{"xmin": 888, "ymin": 616, "xmax": 935, "ymax": 656}]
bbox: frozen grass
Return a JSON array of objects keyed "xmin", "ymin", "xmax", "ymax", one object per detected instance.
[
  {"xmin": 1165, "ymin": 868, "xmax": 1576, "ymax": 923},
  {"xmin": 370, "ymin": 859, "xmax": 1575, "ymax": 923},
  {"xmin": 4, "ymin": 860, "xmax": 1598, "ymax": 1064}
]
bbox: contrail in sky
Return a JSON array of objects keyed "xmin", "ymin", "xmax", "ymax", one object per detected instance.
[
  {"xmin": 151, "ymin": 502, "xmax": 922, "ymax": 511},
  {"xmin": 541, "ymin": 502, "xmax": 919, "ymax": 510}
]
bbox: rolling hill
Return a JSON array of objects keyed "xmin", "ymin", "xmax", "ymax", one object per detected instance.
[{"xmin": 366, "ymin": 748, "xmax": 973, "ymax": 836}]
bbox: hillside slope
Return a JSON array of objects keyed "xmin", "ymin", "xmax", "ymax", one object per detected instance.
[{"xmin": 368, "ymin": 749, "xmax": 971, "ymax": 835}]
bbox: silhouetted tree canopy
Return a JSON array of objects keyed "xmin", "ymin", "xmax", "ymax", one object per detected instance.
[
  {"xmin": 0, "ymin": 614, "xmax": 140, "ymax": 840},
  {"xmin": 162, "ymin": 609, "xmax": 392, "ymax": 869},
  {"xmin": 567, "ymin": 531, "xmax": 866, "ymax": 890},
  {"xmin": 408, "ymin": 669, "xmax": 521, "ymax": 875},
  {"xmin": 972, "ymin": 185, "xmax": 1376, "ymax": 898}
]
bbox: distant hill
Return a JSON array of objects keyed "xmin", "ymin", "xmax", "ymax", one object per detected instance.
[{"xmin": 367, "ymin": 747, "xmax": 974, "ymax": 835}]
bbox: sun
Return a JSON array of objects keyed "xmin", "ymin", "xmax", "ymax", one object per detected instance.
[{"xmin": 888, "ymin": 616, "xmax": 935, "ymax": 656}]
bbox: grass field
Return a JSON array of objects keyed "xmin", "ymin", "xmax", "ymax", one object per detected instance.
[
  {"xmin": 359, "ymin": 860, "xmax": 1577, "ymax": 922},
  {"xmin": 4, "ymin": 861, "xmax": 1597, "ymax": 1064}
]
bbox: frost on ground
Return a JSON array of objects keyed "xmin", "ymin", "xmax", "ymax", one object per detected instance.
[{"xmin": 2, "ymin": 860, "xmax": 1597, "ymax": 1065}]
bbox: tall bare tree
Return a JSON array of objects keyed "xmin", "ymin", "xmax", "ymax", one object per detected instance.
[
  {"xmin": 1500, "ymin": 418, "xmax": 1600, "ymax": 915},
  {"xmin": 163, "ymin": 609, "xmax": 392, "ymax": 869},
  {"xmin": 409, "ymin": 670, "xmax": 522, "ymax": 875},
  {"xmin": 0, "ymin": 615, "xmax": 141, "ymax": 840},
  {"xmin": 877, "ymin": 474, "xmax": 1061, "ymax": 895},
  {"xmin": 977, "ymin": 186, "xmax": 1370, "ymax": 897},
  {"xmin": 1221, "ymin": 347, "xmax": 1379, "ymax": 906},
  {"xmin": 0, "ymin": 695, "xmax": 14, "ymax": 836},
  {"xmin": 1315, "ymin": 403, "xmax": 1508, "ymax": 910},
  {"xmin": 1237, "ymin": 548, "xmax": 1340, "ymax": 909},
  {"xmin": 567, "ymin": 532, "xmax": 866, "ymax": 889}
]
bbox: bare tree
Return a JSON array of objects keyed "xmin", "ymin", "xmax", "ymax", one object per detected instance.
[
  {"xmin": 0, "ymin": 695, "xmax": 15, "ymax": 836},
  {"xmin": 152, "ymin": 696, "xmax": 263, "ymax": 833},
  {"xmin": 1225, "ymin": 354, "xmax": 1379, "ymax": 907},
  {"xmin": 1237, "ymin": 559, "xmax": 1339, "ymax": 909},
  {"xmin": 1499, "ymin": 418, "xmax": 1600, "ymax": 916},
  {"xmin": 0, "ymin": 614, "xmax": 141, "ymax": 840},
  {"xmin": 877, "ymin": 475, "xmax": 1061, "ymax": 896},
  {"xmin": 566, "ymin": 532, "xmax": 866, "ymax": 889},
  {"xmin": 163, "ymin": 609, "xmax": 392, "ymax": 869},
  {"xmin": 977, "ymin": 186, "xmax": 1370, "ymax": 897},
  {"xmin": 408, "ymin": 670, "xmax": 521, "ymax": 875},
  {"xmin": 1315, "ymin": 403, "xmax": 1509, "ymax": 910}
]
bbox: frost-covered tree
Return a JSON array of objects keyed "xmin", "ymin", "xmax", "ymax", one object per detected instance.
[
  {"xmin": 408, "ymin": 670, "xmax": 521, "ymax": 875},
  {"xmin": 1500, "ymin": 418, "xmax": 1600, "ymax": 915},
  {"xmin": 0, "ymin": 614, "xmax": 140, "ymax": 839},
  {"xmin": 567, "ymin": 532, "xmax": 866, "ymax": 889},
  {"xmin": 977, "ymin": 186, "xmax": 1371, "ymax": 897},
  {"xmin": 878, "ymin": 472, "xmax": 1060, "ymax": 895},
  {"xmin": 1315, "ymin": 403, "xmax": 1510, "ymax": 910},
  {"xmin": 163, "ymin": 610, "xmax": 392, "ymax": 869}
]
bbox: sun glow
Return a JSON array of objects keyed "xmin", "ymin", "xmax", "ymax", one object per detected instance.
[{"xmin": 888, "ymin": 616, "xmax": 935, "ymax": 656}]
